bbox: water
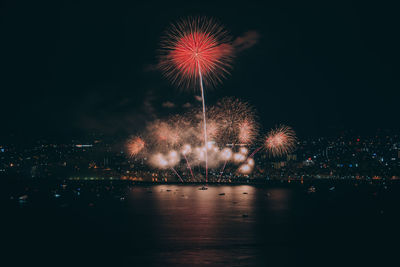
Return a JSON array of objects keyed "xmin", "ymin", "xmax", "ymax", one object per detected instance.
[{"xmin": 4, "ymin": 181, "xmax": 400, "ymax": 266}]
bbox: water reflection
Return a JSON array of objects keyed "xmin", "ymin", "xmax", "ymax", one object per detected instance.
[{"xmin": 128, "ymin": 185, "xmax": 292, "ymax": 266}]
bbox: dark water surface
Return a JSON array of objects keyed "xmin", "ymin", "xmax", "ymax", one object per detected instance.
[{"xmin": 4, "ymin": 181, "xmax": 400, "ymax": 266}]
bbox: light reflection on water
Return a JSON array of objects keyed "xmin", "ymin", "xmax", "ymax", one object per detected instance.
[
  {"xmin": 129, "ymin": 185, "xmax": 292, "ymax": 266},
  {"xmin": 8, "ymin": 181, "xmax": 395, "ymax": 266}
]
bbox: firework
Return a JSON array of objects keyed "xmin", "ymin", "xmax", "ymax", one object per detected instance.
[
  {"xmin": 239, "ymin": 146, "xmax": 248, "ymax": 155},
  {"xmin": 126, "ymin": 136, "xmax": 145, "ymax": 157},
  {"xmin": 213, "ymin": 97, "xmax": 258, "ymax": 145},
  {"xmin": 181, "ymin": 144, "xmax": 195, "ymax": 181},
  {"xmin": 167, "ymin": 150, "xmax": 180, "ymax": 166},
  {"xmin": 186, "ymin": 109, "xmax": 220, "ymax": 149},
  {"xmin": 159, "ymin": 17, "xmax": 233, "ymax": 88},
  {"xmin": 181, "ymin": 144, "xmax": 192, "ymax": 155},
  {"xmin": 147, "ymin": 151, "xmax": 183, "ymax": 182},
  {"xmin": 238, "ymin": 119, "xmax": 258, "ymax": 144},
  {"xmin": 160, "ymin": 17, "xmax": 234, "ymax": 183},
  {"xmin": 247, "ymin": 158, "xmax": 255, "ymax": 167},
  {"xmin": 233, "ymin": 153, "xmax": 246, "ymax": 163},
  {"xmin": 121, "ymin": 16, "xmax": 301, "ymax": 182},
  {"xmin": 149, "ymin": 150, "xmax": 180, "ymax": 168},
  {"xmin": 149, "ymin": 153, "xmax": 169, "ymax": 169},
  {"xmin": 238, "ymin": 164, "xmax": 252, "ymax": 174},
  {"xmin": 170, "ymin": 167, "xmax": 184, "ymax": 182},
  {"xmin": 146, "ymin": 118, "xmax": 184, "ymax": 150},
  {"xmin": 264, "ymin": 125, "xmax": 297, "ymax": 157},
  {"xmin": 220, "ymin": 147, "xmax": 233, "ymax": 161},
  {"xmin": 233, "ymin": 154, "xmax": 256, "ymax": 175},
  {"xmin": 218, "ymin": 147, "xmax": 232, "ymax": 180}
]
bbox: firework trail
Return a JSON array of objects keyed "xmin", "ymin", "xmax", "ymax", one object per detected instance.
[
  {"xmin": 181, "ymin": 144, "xmax": 195, "ymax": 181},
  {"xmin": 199, "ymin": 67, "xmax": 209, "ymax": 182},
  {"xmin": 183, "ymin": 154, "xmax": 195, "ymax": 181},
  {"xmin": 149, "ymin": 151, "xmax": 184, "ymax": 182},
  {"xmin": 218, "ymin": 147, "xmax": 232, "ymax": 181},
  {"xmin": 170, "ymin": 167, "xmax": 184, "ymax": 182},
  {"xmin": 249, "ymin": 146, "xmax": 263, "ymax": 158},
  {"xmin": 159, "ymin": 17, "xmax": 234, "ymax": 183}
]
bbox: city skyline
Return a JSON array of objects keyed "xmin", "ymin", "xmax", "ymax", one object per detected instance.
[{"xmin": 2, "ymin": 131, "xmax": 399, "ymax": 182}]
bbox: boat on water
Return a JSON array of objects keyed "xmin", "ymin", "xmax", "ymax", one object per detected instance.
[
  {"xmin": 19, "ymin": 195, "xmax": 28, "ymax": 200},
  {"xmin": 18, "ymin": 195, "xmax": 28, "ymax": 204},
  {"xmin": 198, "ymin": 186, "xmax": 208, "ymax": 190},
  {"xmin": 219, "ymin": 193, "xmax": 225, "ymax": 196},
  {"xmin": 307, "ymin": 186, "xmax": 316, "ymax": 193}
]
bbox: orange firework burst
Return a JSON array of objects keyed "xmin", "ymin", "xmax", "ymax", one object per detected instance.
[
  {"xmin": 264, "ymin": 125, "xmax": 297, "ymax": 157},
  {"xmin": 159, "ymin": 16, "xmax": 234, "ymax": 88},
  {"xmin": 126, "ymin": 136, "xmax": 145, "ymax": 157},
  {"xmin": 213, "ymin": 97, "xmax": 258, "ymax": 145},
  {"xmin": 146, "ymin": 115, "xmax": 195, "ymax": 152},
  {"xmin": 146, "ymin": 119, "xmax": 180, "ymax": 149},
  {"xmin": 238, "ymin": 119, "xmax": 258, "ymax": 144}
]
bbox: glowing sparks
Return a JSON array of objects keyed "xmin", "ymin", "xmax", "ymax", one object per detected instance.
[
  {"xmin": 233, "ymin": 153, "xmax": 246, "ymax": 163},
  {"xmin": 146, "ymin": 119, "xmax": 181, "ymax": 149},
  {"xmin": 181, "ymin": 144, "xmax": 192, "ymax": 155},
  {"xmin": 167, "ymin": 150, "xmax": 180, "ymax": 166},
  {"xmin": 149, "ymin": 150, "xmax": 181, "ymax": 169},
  {"xmin": 238, "ymin": 120, "xmax": 258, "ymax": 144},
  {"xmin": 220, "ymin": 148, "xmax": 232, "ymax": 161},
  {"xmin": 159, "ymin": 16, "xmax": 234, "ymax": 183},
  {"xmin": 159, "ymin": 17, "xmax": 233, "ymax": 88},
  {"xmin": 126, "ymin": 137, "xmax": 145, "ymax": 157},
  {"xmin": 122, "ymin": 17, "xmax": 299, "ymax": 182},
  {"xmin": 264, "ymin": 125, "xmax": 297, "ymax": 157},
  {"xmin": 238, "ymin": 164, "xmax": 252, "ymax": 174},
  {"xmin": 213, "ymin": 97, "xmax": 258, "ymax": 145},
  {"xmin": 247, "ymin": 158, "xmax": 255, "ymax": 167},
  {"xmin": 150, "ymin": 153, "xmax": 169, "ymax": 169},
  {"xmin": 239, "ymin": 147, "xmax": 248, "ymax": 155},
  {"xmin": 125, "ymin": 107, "xmax": 297, "ymax": 180}
]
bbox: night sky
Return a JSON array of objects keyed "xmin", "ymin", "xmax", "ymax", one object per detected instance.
[{"xmin": 1, "ymin": 1, "xmax": 399, "ymax": 141}]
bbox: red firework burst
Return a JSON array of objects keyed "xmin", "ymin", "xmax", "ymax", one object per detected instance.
[
  {"xmin": 264, "ymin": 125, "xmax": 297, "ymax": 157},
  {"xmin": 159, "ymin": 17, "xmax": 234, "ymax": 88}
]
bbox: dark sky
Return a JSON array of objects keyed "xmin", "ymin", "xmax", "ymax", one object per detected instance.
[{"xmin": 1, "ymin": 1, "xmax": 399, "ymax": 141}]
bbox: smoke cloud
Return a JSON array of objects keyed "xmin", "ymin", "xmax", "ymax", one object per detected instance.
[{"xmin": 233, "ymin": 31, "xmax": 260, "ymax": 52}]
